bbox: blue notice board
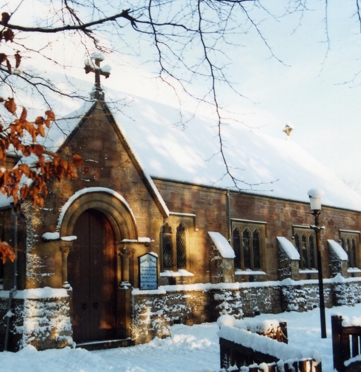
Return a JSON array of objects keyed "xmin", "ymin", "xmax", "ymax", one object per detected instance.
[{"xmin": 139, "ymin": 253, "xmax": 158, "ymax": 290}]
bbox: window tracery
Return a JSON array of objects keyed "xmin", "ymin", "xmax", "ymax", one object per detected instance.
[
  {"xmin": 161, "ymin": 222, "xmax": 188, "ymax": 271},
  {"xmin": 293, "ymin": 229, "xmax": 317, "ymax": 270},
  {"xmin": 340, "ymin": 231, "xmax": 359, "ymax": 268},
  {"xmin": 232, "ymin": 222, "xmax": 264, "ymax": 270}
]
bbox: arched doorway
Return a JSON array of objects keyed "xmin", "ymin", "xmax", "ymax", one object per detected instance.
[{"xmin": 68, "ymin": 209, "xmax": 117, "ymax": 343}]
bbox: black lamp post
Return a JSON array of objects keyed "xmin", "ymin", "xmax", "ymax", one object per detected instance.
[{"xmin": 308, "ymin": 188, "xmax": 326, "ymax": 338}]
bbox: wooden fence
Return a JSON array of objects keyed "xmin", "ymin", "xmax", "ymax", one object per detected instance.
[
  {"xmin": 219, "ymin": 319, "xmax": 321, "ymax": 372},
  {"xmin": 332, "ymin": 315, "xmax": 361, "ymax": 371}
]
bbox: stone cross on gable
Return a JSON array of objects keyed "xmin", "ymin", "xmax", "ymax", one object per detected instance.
[{"xmin": 84, "ymin": 52, "xmax": 111, "ymax": 101}]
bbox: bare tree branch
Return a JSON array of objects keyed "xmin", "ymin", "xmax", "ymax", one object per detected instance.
[{"xmin": 2, "ymin": 0, "xmax": 361, "ymax": 191}]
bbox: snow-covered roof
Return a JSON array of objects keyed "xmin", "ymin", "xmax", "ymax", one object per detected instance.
[
  {"xmin": 277, "ymin": 237, "xmax": 300, "ymax": 260},
  {"xmin": 40, "ymin": 93, "xmax": 361, "ymax": 212},
  {"xmin": 328, "ymin": 239, "xmax": 348, "ymax": 261},
  {"xmin": 208, "ymin": 232, "xmax": 235, "ymax": 259}
]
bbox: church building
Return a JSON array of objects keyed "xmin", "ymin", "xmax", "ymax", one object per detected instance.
[{"xmin": 1, "ymin": 55, "xmax": 361, "ymax": 351}]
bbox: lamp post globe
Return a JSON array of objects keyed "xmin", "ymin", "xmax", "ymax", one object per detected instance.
[{"xmin": 308, "ymin": 188, "xmax": 324, "ymax": 211}]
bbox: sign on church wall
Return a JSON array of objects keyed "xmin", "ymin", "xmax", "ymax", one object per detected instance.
[{"xmin": 139, "ymin": 253, "xmax": 158, "ymax": 290}]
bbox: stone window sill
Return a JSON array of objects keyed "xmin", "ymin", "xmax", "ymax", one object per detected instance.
[
  {"xmin": 235, "ymin": 269, "xmax": 266, "ymax": 276},
  {"xmin": 348, "ymin": 267, "xmax": 361, "ymax": 273},
  {"xmin": 160, "ymin": 270, "xmax": 194, "ymax": 277},
  {"xmin": 299, "ymin": 269, "xmax": 318, "ymax": 274}
]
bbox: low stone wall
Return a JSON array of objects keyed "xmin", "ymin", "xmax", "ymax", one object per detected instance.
[
  {"xmin": 332, "ymin": 276, "xmax": 361, "ymax": 307},
  {"xmin": 0, "ymin": 290, "xmax": 72, "ymax": 351},
  {"xmin": 2, "ymin": 278, "xmax": 361, "ymax": 350},
  {"xmin": 131, "ymin": 288, "xmax": 210, "ymax": 344},
  {"xmin": 280, "ymin": 282, "xmax": 333, "ymax": 312},
  {"xmin": 281, "ymin": 277, "xmax": 361, "ymax": 312},
  {"xmin": 131, "ymin": 283, "xmax": 283, "ymax": 344},
  {"xmin": 131, "ymin": 278, "xmax": 361, "ymax": 345},
  {"xmin": 209, "ymin": 284, "xmax": 282, "ymax": 320}
]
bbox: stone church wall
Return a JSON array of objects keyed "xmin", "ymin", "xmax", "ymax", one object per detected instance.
[
  {"xmin": 0, "ymin": 293, "xmax": 72, "ymax": 351},
  {"xmin": 154, "ymin": 179, "xmax": 361, "ymax": 282}
]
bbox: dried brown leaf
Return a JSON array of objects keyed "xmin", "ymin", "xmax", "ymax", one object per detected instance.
[
  {"xmin": 0, "ymin": 147, "xmax": 4, "ymax": 164},
  {"xmin": 1, "ymin": 13, "xmax": 10, "ymax": 26},
  {"xmin": 6, "ymin": 58, "xmax": 11, "ymax": 73},
  {"xmin": 20, "ymin": 184, "xmax": 29, "ymax": 201},
  {"xmin": 45, "ymin": 110, "xmax": 55, "ymax": 121},
  {"xmin": 37, "ymin": 123, "xmax": 45, "ymax": 137},
  {"xmin": 72, "ymin": 154, "xmax": 83, "ymax": 167},
  {"xmin": 18, "ymin": 164, "xmax": 31, "ymax": 177},
  {"xmin": 35, "ymin": 116, "xmax": 44, "ymax": 125},
  {"xmin": 3, "ymin": 28, "xmax": 14, "ymax": 42},
  {"xmin": 14, "ymin": 51, "xmax": 21, "ymax": 68},
  {"xmin": 31, "ymin": 144, "xmax": 44, "ymax": 157},
  {"xmin": 0, "ymin": 53, "xmax": 6, "ymax": 65},
  {"xmin": 20, "ymin": 107, "xmax": 27, "ymax": 122},
  {"xmin": 22, "ymin": 146, "xmax": 31, "ymax": 157},
  {"xmin": 12, "ymin": 137, "xmax": 21, "ymax": 151},
  {"xmin": 0, "ymin": 241, "xmax": 15, "ymax": 264},
  {"xmin": 4, "ymin": 98, "xmax": 16, "ymax": 115}
]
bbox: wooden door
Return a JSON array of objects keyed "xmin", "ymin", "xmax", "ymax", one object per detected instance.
[{"xmin": 69, "ymin": 209, "xmax": 117, "ymax": 343}]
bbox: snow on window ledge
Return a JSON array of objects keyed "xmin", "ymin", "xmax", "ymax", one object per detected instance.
[
  {"xmin": 348, "ymin": 267, "xmax": 361, "ymax": 273},
  {"xmin": 42, "ymin": 232, "xmax": 77, "ymax": 241},
  {"xmin": 121, "ymin": 237, "xmax": 154, "ymax": 244},
  {"xmin": 42, "ymin": 232, "xmax": 60, "ymax": 241},
  {"xmin": 160, "ymin": 270, "xmax": 194, "ymax": 277},
  {"xmin": 132, "ymin": 287, "xmax": 166, "ymax": 296},
  {"xmin": 235, "ymin": 269, "xmax": 266, "ymax": 276},
  {"xmin": 61, "ymin": 235, "xmax": 77, "ymax": 242},
  {"xmin": 299, "ymin": 269, "xmax": 318, "ymax": 274}
]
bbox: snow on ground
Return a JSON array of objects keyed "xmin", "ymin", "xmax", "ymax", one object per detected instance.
[{"xmin": 2, "ymin": 303, "xmax": 361, "ymax": 371}]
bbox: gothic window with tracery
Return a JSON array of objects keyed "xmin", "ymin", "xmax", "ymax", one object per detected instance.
[
  {"xmin": 293, "ymin": 229, "xmax": 317, "ymax": 270},
  {"xmin": 340, "ymin": 231, "xmax": 359, "ymax": 268},
  {"xmin": 161, "ymin": 223, "xmax": 173, "ymax": 270},
  {"xmin": 161, "ymin": 222, "xmax": 188, "ymax": 271},
  {"xmin": 232, "ymin": 223, "xmax": 263, "ymax": 270},
  {"xmin": 176, "ymin": 223, "xmax": 187, "ymax": 269}
]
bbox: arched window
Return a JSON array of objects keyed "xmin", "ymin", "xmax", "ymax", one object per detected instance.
[
  {"xmin": 161, "ymin": 222, "xmax": 188, "ymax": 271},
  {"xmin": 346, "ymin": 238, "xmax": 351, "ymax": 267},
  {"xmin": 232, "ymin": 221, "xmax": 265, "ymax": 272},
  {"xmin": 253, "ymin": 230, "xmax": 261, "ymax": 269},
  {"xmin": 232, "ymin": 223, "xmax": 264, "ymax": 271},
  {"xmin": 162, "ymin": 223, "xmax": 173, "ymax": 270},
  {"xmin": 293, "ymin": 230, "xmax": 316, "ymax": 270},
  {"xmin": 309, "ymin": 235, "xmax": 316, "ymax": 269},
  {"xmin": 232, "ymin": 228, "xmax": 241, "ymax": 269},
  {"xmin": 242, "ymin": 229, "xmax": 251, "ymax": 269},
  {"xmin": 301, "ymin": 234, "xmax": 308, "ymax": 269},
  {"xmin": 342, "ymin": 236, "xmax": 357, "ymax": 268},
  {"xmin": 351, "ymin": 239, "xmax": 357, "ymax": 268},
  {"xmin": 176, "ymin": 224, "xmax": 187, "ymax": 269},
  {"xmin": 340, "ymin": 231, "xmax": 359, "ymax": 269}
]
